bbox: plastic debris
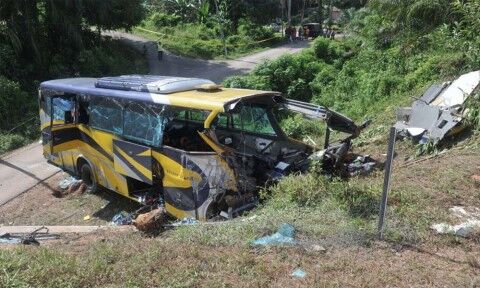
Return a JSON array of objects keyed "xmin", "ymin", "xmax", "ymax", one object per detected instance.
[
  {"xmin": 54, "ymin": 176, "xmax": 86, "ymax": 198},
  {"xmin": 0, "ymin": 227, "xmax": 60, "ymax": 245},
  {"xmin": 291, "ymin": 268, "xmax": 307, "ymax": 278},
  {"xmin": 111, "ymin": 212, "xmax": 133, "ymax": 226},
  {"xmin": 347, "ymin": 155, "xmax": 376, "ymax": 176},
  {"xmin": 83, "ymin": 215, "xmax": 91, "ymax": 221},
  {"xmin": 311, "ymin": 244, "xmax": 327, "ymax": 252},
  {"xmin": 395, "ymin": 70, "xmax": 480, "ymax": 144},
  {"xmin": 58, "ymin": 176, "xmax": 81, "ymax": 190},
  {"xmin": 252, "ymin": 223, "xmax": 296, "ymax": 246},
  {"xmin": 431, "ymin": 206, "xmax": 480, "ymax": 238},
  {"xmin": 170, "ymin": 217, "xmax": 199, "ymax": 227}
]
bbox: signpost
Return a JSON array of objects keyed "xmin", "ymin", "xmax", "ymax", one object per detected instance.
[{"xmin": 378, "ymin": 127, "xmax": 397, "ymax": 239}]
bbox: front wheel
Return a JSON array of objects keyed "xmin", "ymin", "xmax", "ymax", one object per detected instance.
[{"xmin": 80, "ymin": 162, "xmax": 97, "ymax": 193}]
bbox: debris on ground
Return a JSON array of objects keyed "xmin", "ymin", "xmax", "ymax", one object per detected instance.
[
  {"xmin": 169, "ymin": 217, "xmax": 199, "ymax": 227},
  {"xmin": 83, "ymin": 215, "xmax": 91, "ymax": 221},
  {"xmin": 472, "ymin": 174, "xmax": 480, "ymax": 188},
  {"xmin": 111, "ymin": 212, "xmax": 134, "ymax": 226},
  {"xmin": 253, "ymin": 223, "xmax": 296, "ymax": 246},
  {"xmin": 291, "ymin": 268, "xmax": 307, "ymax": 279},
  {"xmin": 395, "ymin": 70, "xmax": 480, "ymax": 144},
  {"xmin": 310, "ymin": 244, "xmax": 327, "ymax": 252},
  {"xmin": 0, "ymin": 225, "xmax": 136, "ymax": 234},
  {"xmin": 0, "ymin": 226, "xmax": 60, "ymax": 245},
  {"xmin": 431, "ymin": 206, "xmax": 480, "ymax": 238},
  {"xmin": 54, "ymin": 176, "xmax": 87, "ymax": 198},
  {"xmin": 346, "ymin": 155, "xmax": 376, "ymax": 176},
  {"xmin": 133, "ymin": 207, "xmax": 165, "ymax": 233}
]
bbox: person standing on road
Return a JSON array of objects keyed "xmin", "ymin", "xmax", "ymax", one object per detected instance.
[
  {"xmin": 285, "ymin": 26, "xmax": 291, "ymax": 42},
  {"xmin": 298, "ymin": 26, "xmax": 304, "ymax": 41}
]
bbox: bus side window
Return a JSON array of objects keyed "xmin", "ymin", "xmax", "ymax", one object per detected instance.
[
  {"xmin": 52, "ymin": 97, "xmax": 74, "ymax": 124},
  {"xmin": 89, "ymin": 98, "xmax": 123, "ymax": 134},
  {"xmin": 124, "ymin": 103, "xmax": 166, "ymax": 147}
]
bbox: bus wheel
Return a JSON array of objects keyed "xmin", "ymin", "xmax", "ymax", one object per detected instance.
[{"xmin": 80, "ymin": 163, "xmax": 97, "ymax": 193}]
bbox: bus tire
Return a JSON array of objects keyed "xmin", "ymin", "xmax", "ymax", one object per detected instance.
[{"xmin": 80, "ymin": 162, "xmax": 97, "ymax": 193}]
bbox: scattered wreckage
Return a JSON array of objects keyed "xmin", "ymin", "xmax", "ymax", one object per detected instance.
[
  {"xmin": 39, "ymin": 75, "xmax": 367, "ymax": 222},
  {"xmin": 395, "ymin": 70, "xmax": 480, "ymax": 144}
]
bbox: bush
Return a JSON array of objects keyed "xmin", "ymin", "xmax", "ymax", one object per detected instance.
[
  {"xmin": 147, "ymin": 12, "xmax": 181, "ymax": 27},
  {"xmin": 237, "ymin": 18, "xmax": 274, "ymax": 41},
  {"xmin": 0, "ymin": 77, "xmax": 33, "ymax": 131},
  {"xmin": 263, "ymin": 173, "xmax": 328, "ymax": 207},
  {"xmin": 280, "ymin": 113, "xmax": 325, "ymax": 140},
  {"xmin": 0, "ymin": 133, "xmax": 29, "ymax": 155},
  {"xmin": 223, "ymin": 75, "xmax": 271, "ymax": 90}
]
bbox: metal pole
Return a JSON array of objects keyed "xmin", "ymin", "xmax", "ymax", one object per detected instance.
[
  {"xmin": 324, "ymin": 127, "xmax": 330, "ymax": 149},
  {"xmin": 378, "ymin": 126, "xmax": 397, "ymax": 239}
]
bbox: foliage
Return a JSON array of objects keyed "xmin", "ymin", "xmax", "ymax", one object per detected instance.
[
  {"xmin": 0, "ymin": 77, "xmax": 34, "ymax": 131},
  {"xmin": 139, "ymin": 17, "xmax": 279, "ymax": 59},
  {"xmin": 279, "ymin": 113, "xmax": 325, "ymax": 140},
  {"xmin": 0, "ymin": 1, "xmax": 148, "ymax": 154}
]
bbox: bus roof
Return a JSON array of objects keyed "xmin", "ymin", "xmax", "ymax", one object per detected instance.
[{"xmin": 40, "ymin": 76, "xmax": 280, "ymax": 112}]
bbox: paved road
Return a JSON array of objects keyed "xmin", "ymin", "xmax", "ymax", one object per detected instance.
[
  {"xmin": 0, "ymin": 32, "xmax": 309, "ymax": 205},
  {"xmin": 106, "ymin": 31, "xmax": 309, "ymax": 83},
  {"xmin": 0, "ymin": 142, "xmax": 60, "ymax": 205}
]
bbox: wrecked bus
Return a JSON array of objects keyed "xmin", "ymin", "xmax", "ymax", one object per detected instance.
[{"xmin": 39, "ymin": 75, "xmax": 363, "ymax": 220}]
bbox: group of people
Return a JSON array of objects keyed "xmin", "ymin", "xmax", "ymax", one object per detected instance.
[
  {"xmin": 323, "ymin": 28, "xmax": 336, "ymax": 39},
  {"xmin": 285, "ymin": 25, "xmax": 308, "ymax": 42},
  {"xmin": 285, "ymin": 25, "xmax": 337, "ymax": 42}
]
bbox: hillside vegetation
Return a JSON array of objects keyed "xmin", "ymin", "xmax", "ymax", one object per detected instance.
[
  {"xmin": 225, "ymin": 0, "xmax": 480, "ymax": 125},
  {"xmin": 0, "ymin": 1, "xmax": 148, "ymax": 154},
  {"xmin": 136, "ymin": 1, "xmax": 288, "ymax": 59}
]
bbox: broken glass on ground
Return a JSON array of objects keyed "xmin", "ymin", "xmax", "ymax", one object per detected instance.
[
  {"xmin": 394, "ymin": 70, "xmax": 480, "ymax": 144},
  {"xmin": 252, "ymin": 223, "xmax": 296, "ymax": 246}
]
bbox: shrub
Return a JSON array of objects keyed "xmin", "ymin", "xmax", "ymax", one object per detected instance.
[
  {"xmin": 147, "ymin": 12, "xmax": 181, "ymax": 27},
  {"xmin": 0, "ymin": 77, "xmax": 33, "ymax": 131},
  {"xmin": 263, "ymin": 173, "xmax": 328, "ymax": 207},
  {"xmin": 0, "ymin": 133, "xmax": 29, "ymax": 155},
  {"xmin": 280, "ymin": 113, "xmax": 325, "ymax": 140},
  {"xmin": 237, "ymin": 18, "xmax": 274, "ymax": 41},
  {"xmin": 223, "ymin": 75, "xmax": 271, "ymax": 90}
]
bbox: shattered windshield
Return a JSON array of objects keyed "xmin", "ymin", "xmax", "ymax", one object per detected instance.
[{"xmin": 229, "ymin": 104, "xmax": 277, "ymax": 135}]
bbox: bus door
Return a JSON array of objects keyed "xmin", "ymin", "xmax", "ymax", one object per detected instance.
[{"xmin": 48, "ymin": 94, "xmax": 78, "ymax": 170}]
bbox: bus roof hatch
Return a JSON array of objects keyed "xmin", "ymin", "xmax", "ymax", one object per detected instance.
[{"xmin": 95, "ymin": 75, "xmax": 215, "ymax": 94}]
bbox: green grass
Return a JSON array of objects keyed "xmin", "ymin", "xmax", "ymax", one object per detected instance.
[{"xmin": 134, "ymin": 24, "xmax": 284, "ymax": 60}]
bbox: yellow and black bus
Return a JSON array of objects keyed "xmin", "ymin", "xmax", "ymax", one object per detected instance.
[{"xmin": 39, "ymin": 75, "xmax": 360, "ymax": 220}]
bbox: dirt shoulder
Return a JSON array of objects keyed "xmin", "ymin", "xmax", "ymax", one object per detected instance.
[{"xmin": 0, "ymin": 145, "xmax": 479, "ymax": 287}]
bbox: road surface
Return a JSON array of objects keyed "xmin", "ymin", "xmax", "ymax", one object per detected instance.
[
  {"xmin": 0, "ymin": 32, "xmax": 309, "ymax": 205},
  {"xmin": 105, "ymin": 31, "xmax": 309, "ymax": 83}
]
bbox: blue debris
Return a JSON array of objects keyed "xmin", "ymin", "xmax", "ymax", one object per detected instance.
[
  {"xmin": 252, "ymin": 223, "xmax": 296, "ymax": 246},
  {"xmin": 111, "ymin": 212, "xmax": 133, "ymax": 225},
  {"xmin": 58, "ymin": 176, "xmax": 81, "ymax": 190},
  {"xmin": 291, "ymin": 268, "xmax": 307, "ymax": 278},
  {"xmin": 171, "ymin": 217, "xmax": 199, "ymax": 226}
]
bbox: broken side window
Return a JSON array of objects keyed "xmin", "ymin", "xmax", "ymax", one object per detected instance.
[
  {"xmin": 215, "ymin": 113, "xmax": 229, "ymax": 128},
  {"xmin": 89, "ymin": 97, "xmax": 123, "ymax": 134},
  {"xmin": 123, "ymin": 102, "xmax": 166, "ymax": 147},
  {"xmin": 52, "ymin": 96, "xmax": 75, "ymax": 124}
]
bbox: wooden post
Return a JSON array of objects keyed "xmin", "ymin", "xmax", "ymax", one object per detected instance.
[{"xmin": 378, "ymin": 126, "xmax": 397, "ymax": 239}]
